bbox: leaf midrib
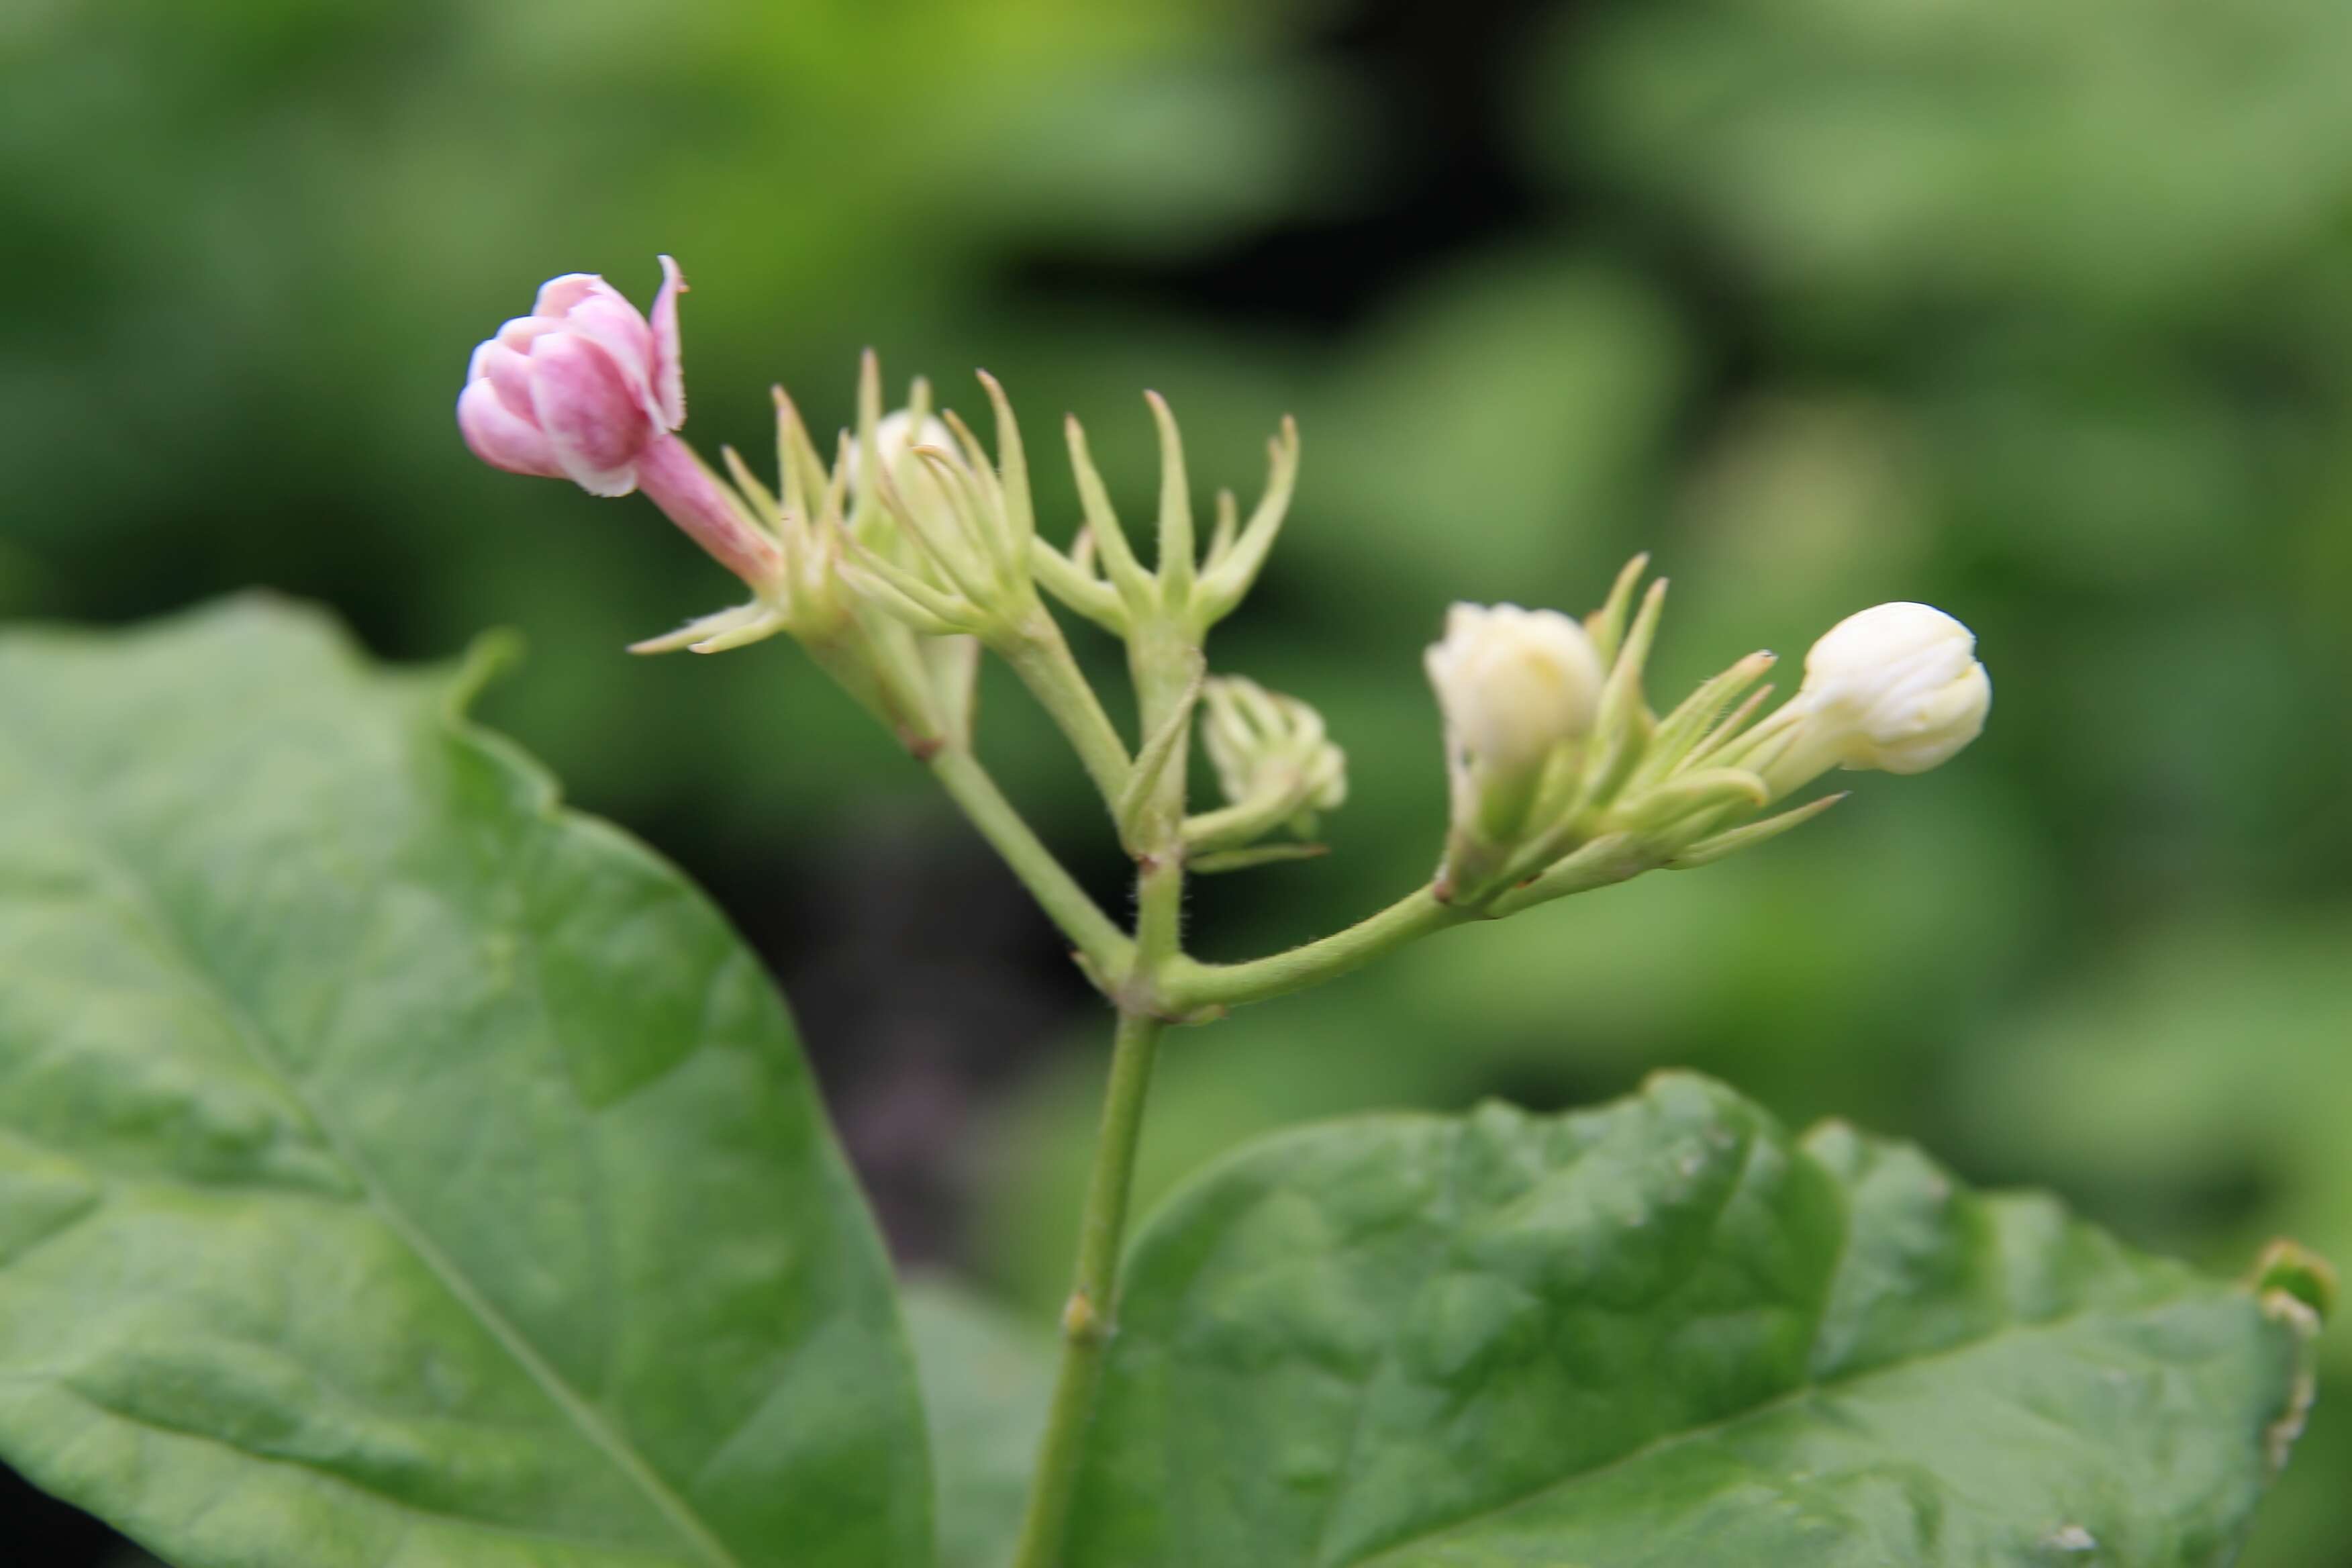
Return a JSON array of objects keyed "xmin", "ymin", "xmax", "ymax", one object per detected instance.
[{"xmin": 0, "ymin": 687, "xmax": 747, "ymax": 1568}]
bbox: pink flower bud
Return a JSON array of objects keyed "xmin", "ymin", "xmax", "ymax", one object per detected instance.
[
  {"xmin": 457, "ymin": 256, "xmax": 686, "ymax": 497},
  {"xmin": 458, "ymin": 258, "xmax": 783, "ymax": 593}
]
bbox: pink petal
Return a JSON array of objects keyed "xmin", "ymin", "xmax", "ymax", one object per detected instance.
[
  {"xmin": 458, "ymin": 379, "xmax": 562, "ymax": 478},
  {"xmin": 470, "ymin": 338, "xmax": 541, "ymax": 421},
  {"xmin": 496, "ymin": 314, "xmax": 565, "ymax": 354},
  {"xmin": 650, "ymin": 254, "xmax": 685, "ymax": 429},
  {"xmin": 529, "ymin": 332, "xmax": 653, "ymax": 496},
  {"xmin": 562, "ymin": 291, "xmax": 663, "ymax": 429},
  {"xmin": 532, "ymin": 273, "xmax": 606, "ymax": 318}
]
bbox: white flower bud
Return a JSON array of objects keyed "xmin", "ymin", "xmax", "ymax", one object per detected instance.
[
  {"xmin": 848, "ymin": 409, "xmax": 959, "ymax": 522},
  {"xmin": 1426, "ymin": 603, "xmax": 1607, "ymax": 877},
  {"xmin": 1784, "ymin": 601, "xmax": 1990, "ymax": 778},
  {"xmin": 869, "ymin": 409, "xmax": 956, "ymax": 481},
  {"xmin": 1426, "ymin": 603, "xmax": 1605, "ymax": 776}
]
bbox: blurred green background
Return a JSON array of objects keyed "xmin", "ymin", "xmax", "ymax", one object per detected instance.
[{"xmin": 5, "ymin": 0, "xmax": 2350, "ymax": 1561}]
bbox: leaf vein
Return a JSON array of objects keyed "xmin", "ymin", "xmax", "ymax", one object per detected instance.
[
  {"xmin": 64, "ymin": 1382, "xmax": 684, "ymax": 1559},
  {"xmin": 0, "ymin": 692, "xmax": 747, "ymax": 1568}
]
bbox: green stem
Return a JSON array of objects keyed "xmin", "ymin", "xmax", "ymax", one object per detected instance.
[
  {"xmin": 926, "ymin": 745, "xmax": 1132, "ymax": 984},
  {"xmin": 1126, "ymin": 619, "xmax": 1194, "ymax": 972},
  {"xmin": 1482, "ymin": 833, "xmax": 1650, "ymax": 917},
  {"xmin": 1007, "ymin": 1008, "xmax": 1164, "ymax": 1568},
  {"xmin": 1159, "ymin": 885, "xmax": 1471, "ymax": 1012},
  {"xmin": 996, "ymin": 616, "xmax": 1134, "ymax": 807},
  {"xmin": 1181, "ymin": 779, "xmax": 1308, "ymax": 854},
  {"xmin": 1010, "ymin": 614, "xmax": 1197, "ymax": 1568}
]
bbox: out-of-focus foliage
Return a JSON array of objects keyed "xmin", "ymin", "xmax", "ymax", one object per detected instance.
[
  {"xmin": 905, "ymin": 1279, "xmax": 1055, "ymax": 1568},
  {"xmin": 4, "ymin": 0, "xmax": 2348, "ymax": 1559}
]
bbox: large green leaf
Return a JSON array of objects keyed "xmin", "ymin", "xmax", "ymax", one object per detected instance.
[
  {"xmin": 1071, "ymin": 1072, "xmax": 2320, "ymax": 1566},
  {"xmin": 0, "ymin": 598, "xmax": 929, "ymax": 1568},
  {"xmin": 903, "ymin": 1277, "xmax": 1055, "ymax": 1568}
]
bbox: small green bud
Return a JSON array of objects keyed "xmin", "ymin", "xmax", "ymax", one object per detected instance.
[{"xmin": 1195, "ymin": 675, "xmax": 1346, "ymax": 846}]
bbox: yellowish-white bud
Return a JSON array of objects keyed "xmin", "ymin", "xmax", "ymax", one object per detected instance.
[
  {"xmin": 1767, "ymin": 601, "xmax": 1990, "ymax": 790},
  {"xmin": 1427, "ymin": 603, "xmax": 1604, "ymax": 774},
  {"xmin": 1426, "ymin": 603, "xmax": 1606, "ymax": 871},
  {"xmin": 869, "ymin": 409, "xmax": 955, "ymax": 480},
  {"xmin": 848, "ymin": 409, "xmax": 959, "ymax": 528}
]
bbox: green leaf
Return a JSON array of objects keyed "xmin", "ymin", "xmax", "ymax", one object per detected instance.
[
  {"xmin": 0, "ymin": 598, "xmax": 929, "ymax": 1568},
  {"xmin": 903, "ymin": 1276, "xmax": 1056, "ymax": 1568},
  {"xmin": 1071, "ymin": 1071, "xmax": 2320, "ymax": 1567}
]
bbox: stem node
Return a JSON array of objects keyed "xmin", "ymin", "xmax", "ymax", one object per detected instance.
[
  {"xmin": 1061, "ymin": 1291, "xmax": 1108, "ymax": 1342},
  {"xmin": 1010, "ymin": 1010, "xmax": 1166, "ymax": 1568}
]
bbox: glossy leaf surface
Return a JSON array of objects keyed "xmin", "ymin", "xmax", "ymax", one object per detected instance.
[{"xmin": 1072, "ymin": 1072, "xmax": 2319, "ymax": 1567}]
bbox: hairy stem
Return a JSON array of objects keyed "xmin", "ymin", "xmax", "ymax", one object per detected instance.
[
  {"xmin": 926, "ymin": 745, "xmax": 1132, "ymax": 983},
  {"xmin": 1012, "ymin": 615, "xmax": 1197, "ymax": 1568},
  {"xmin": 1181, "ymin": 778, "xmax": 1310, "ymax": 855},
  {"xmin": 1482, "ymin": 834, "xmax": 1651, "ymax": 916},
  {"xmin": 1159, "ymin": 885, "xmax": 1471, "ymax": 1013},
  {"xmin": 995, "ymin": 616, "xmax": 1134, "ymax": 808}
]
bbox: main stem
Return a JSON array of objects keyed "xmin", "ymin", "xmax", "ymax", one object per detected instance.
[
  {"xmin": 1006, "ymin": 1007, "xmax": 1163, "ymax": 1568},
  {"xmin": 1010, "ymin": 614, "xmax": 1195, "ymax": 1568}
]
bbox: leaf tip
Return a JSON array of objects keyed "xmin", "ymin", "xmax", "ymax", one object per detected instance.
[
  {"xmin": 2251, "ymin": 1238, "xmax": 2335, "ymax": 1324},
  {"xmin": 448, "ymin": 627, "xmax": 526, "ymax": 714}
]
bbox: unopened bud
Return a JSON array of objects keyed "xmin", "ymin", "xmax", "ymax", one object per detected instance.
[
  {"xmin": 457, "ymin": 256, "xmax": 783, "ymax": 594},
  {"xmin": 849, "ymin": 409, "xmax": 958, "ymax": 523},
  {"xmin": 1427, "ymin": 603, "xmax": 1604, "ymax": 853},
  {"xmin": 1199, "ymin": 677, "xmax": 1346, "ymax": 840},
  {"xmin": 1428, "ymin": 605, "xmax": 1603, "ymax": 771},
  {"xmin": 458, "ymin": 258, "xmax": 684, "ymax": 495},
  {"xmin": 1765, "ymin": 602, "xmax": 1990, "ymax": 792},
  {"xmin": 872, "ymin": 409, "xmax": 954, "ymax": 473}
]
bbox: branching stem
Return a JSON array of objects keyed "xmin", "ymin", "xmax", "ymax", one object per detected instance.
[
  {"xmin": 892, "ymin": 489, "xmax": 1472, "ymax": 1568},
  {"xmin": 924, "ymin": 745, "xmax": 1131, "ymax": 984},
  {"xmin": 1160, "ymin": 885, "xmax": 1472, "ymax": 1013},
  {"xmin": 995, "ymin": 616, "xmax": 1133, "ymax": 808},
  {"xmin": 1008, "ymin": 612, "xmax": 1197, "ymax": 1568}
]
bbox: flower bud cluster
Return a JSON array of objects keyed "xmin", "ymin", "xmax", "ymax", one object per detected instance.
[
  {"xmin": 617, "ymin": 359, "xmax": 983, "ymax": 748},
  {"xmin": 1027, "ymin": 398, "xmax": 1302, "ymax": 641},
  {"xmin": 1426, "ymin": 560, "xmax": 1990, "ymax": 912},
  {"xmin": 456, "ymin": 257, "xmax": 1986, "ymax": 922},
  {"xmin": 832, "ymin": 371, "xmax": 1050, "ymax": 646}
]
